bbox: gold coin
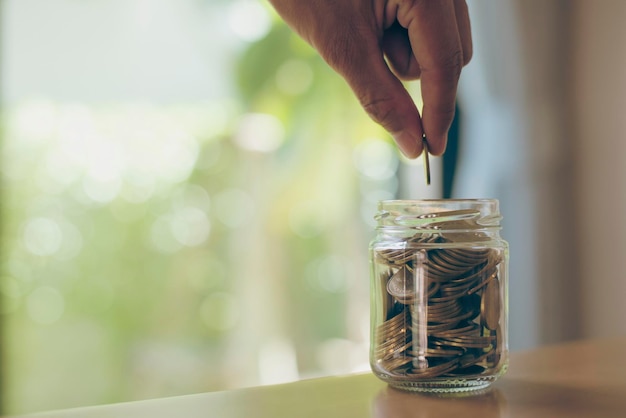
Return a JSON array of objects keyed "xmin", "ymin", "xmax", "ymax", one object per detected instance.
[
  {"xmin": 430, "ymin": 249, "xmax": 479, "ymax": 269},
  {"xmin": 376, "ymin": 309, "xmax": 410, "ymax": 342},
  {"xmin": 445, "ymin": 364, "xmax": 486, "ymax": 376},
  {"xmin": 422, "ymin": 136, "xmax": 430, "ymax": 185},
  {"xmin": 467, "ymin": 270, "xmax": 497, "ymax": 295},
  {"xmin": 481, "ymin": 276, "xmax": 501, "ymax": 331},
  {"xmin": 377, "ymin": 341, "xmax": 413, "ymax": 360},
  {"xmin": 427, "ymin": 304, "xmax": 463, "ymax": 322},
  {"xmin": 425, "ymin": 321, "xmax": 462, "ymax": 333},
  {"xmin": 376, "ymin": 321, "xmax": 408, "ymax": 342},
  {"xmin": 375, "ymin": 325, "xmax": 408, "ymax": 344},
  {"xmin": 376, "ymin": 249, "xmax": 414, "ymax": 265},
  {"xmin": 406, "ymin": 358, "xmax": 459, "ymax": 378},
  {"xmin": 376, "ymin": 320, "xmax": 407, "ymax": 336},
  {"xmin": 379, "ymin": 355, "xmax": 414, "ymax": 372},
  {"xmin": 407, "ymin": 346, "xmax": 464, "ymax": 357},
  {"xmin": 459, "ymin": 350, "xmax": 493, "ymax": 368},
  {"xmin": 432, "ymin": 321, "xmax": 480, "ymax": 338},
  {"xmin": 431, "ymin": 335, "xmax": 494, "ymax": 349},
  {"xmin": 451, "ymin": 246, "xmax": 492, "ymax": 256},
  {"xmin": 386, "ymin": 266, "xmax": 413, "ymax": 299}
]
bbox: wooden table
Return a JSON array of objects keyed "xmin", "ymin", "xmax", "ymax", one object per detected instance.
[{"xmin": 20, "ymin": 338, "xmax": 626, "ymax": 418}]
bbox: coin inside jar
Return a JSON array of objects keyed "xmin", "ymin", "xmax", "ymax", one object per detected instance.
[
  {"xmin": 386, "ymin": 266, "xmax": 413, "ymax": 301},
  {"xmin": 481, "ymin": 276, "xmax": 501, "ymax": 331}
]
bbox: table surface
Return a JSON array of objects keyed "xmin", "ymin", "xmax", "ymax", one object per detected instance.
[{"xmin": 19, "ymin": 337, "xmax": 626, "ymax": 418}]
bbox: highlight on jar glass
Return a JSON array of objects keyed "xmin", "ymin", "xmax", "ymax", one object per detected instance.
[{"xmin": 369, "ymin": 199, "xmax": 509, "ymax": 393}]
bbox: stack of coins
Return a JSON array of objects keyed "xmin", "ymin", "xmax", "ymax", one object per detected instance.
[{"xmin": 373, "ymin": 234, "xmax": 504, "ymax": 379}]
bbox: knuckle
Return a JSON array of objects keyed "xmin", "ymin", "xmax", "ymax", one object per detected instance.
[
  {"xmin": 428, "ymin": 49, "xmax": 464, "ymax": 81},
  {"xmin": 433, "ymin": 107, "xmax": 456, "ymax": 119},
  {"xmin": 462, "ymin": 47, "xmax": 473, "ymax": 65},
  {"xmin": 323, "ymin": 42, "xmax": 352, "ymax": 71},
  {"xmin": 315, "ymin": 23, "xmax": 365, "ymax": 72},
  {"xmin": 360, "ymin": 95, "xmax": 397, "ymax": 128}
]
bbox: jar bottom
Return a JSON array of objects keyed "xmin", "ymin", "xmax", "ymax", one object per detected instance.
[
  {"xmin": 385, "ymin": 377, "xmax": 495, "ymax": 393},
  {"xmin": 373, "ymin": 363, "xmax": 508, "ymax": 394}
]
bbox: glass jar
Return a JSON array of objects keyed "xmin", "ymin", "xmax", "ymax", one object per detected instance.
[{"xmin": 369, "ymin": 199, "xmax": 509, "ymax": 393}]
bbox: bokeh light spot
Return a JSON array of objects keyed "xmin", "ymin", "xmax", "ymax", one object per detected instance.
[
  {"xmin": 23, "ymin": 218, "xmax": 63, "ymax": 256},
  {"xmin": 305, "ymin": 255, "xmax": 350, "ymax": 293},
  {"xmin": 120, "ymin": 173, "xmax": 156, "ymax": 204},
  {"xmin": 234, "ymin": 113, "xmax": 284, "ymax": 153},
  {"xmin": 157, "ymin": 131, "xmax": 200, "ymax": 183},
  {"xmin": 173, "ymin": 184, "xmax": 211, "ymax": 212},
  {"xmin": 14, "ymin": 100, "xmax": 57, "ymax": 143},
  {"xmin": 215, "ymin": 189, "xmax": 255, "ymax": 228},
  {"xmin": 353, "ymin": 138, "xmax": 398, "ymax": 180},
  {"xmin": 228, "ymin": 0, "xmax": 271, "ymax": 42},
  {"xmin": 26, "ymin": 286, "xmax": 65, "ymax": 325},
  {"xmin": 275, "ymin": 59, "xmax": 314, "ymax": 95},
  {"xmin": 150, "ymin": 216, "xmax": 183, "ymax": 254},
  {"xmin": 258, "ymin": 338, "xmax": 299, "ymax": 385},
  {"xmin": 316, "ymin": 338, "xmax": 368, "ymax": 375},
  {"xmin": 170, "ymin": 207, "xmax": 211, "ymax": 247},
  {"xmin": 82, "ymin": 176, "xmax": 122, "ymax": 204},
  {"xmin": 53, "ymin": 219, "xmax": 84, "ymax": 261}
]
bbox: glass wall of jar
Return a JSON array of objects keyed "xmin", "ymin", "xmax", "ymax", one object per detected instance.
[{"xmin": 369, "ymin": 200, "xmax": 509, "ymax": 393}]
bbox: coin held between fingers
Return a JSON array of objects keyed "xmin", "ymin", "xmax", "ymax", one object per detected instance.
[{"xmin": 422, "ymin": 136, "xmax": 431, "ymax": 185}]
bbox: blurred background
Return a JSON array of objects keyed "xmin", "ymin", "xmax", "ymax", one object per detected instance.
[{"xmin": 1, "ymin": 0, "xmax": 625, "ymax": 415}]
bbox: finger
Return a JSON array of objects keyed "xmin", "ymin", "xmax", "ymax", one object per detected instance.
[
  {"xmin": 382, "ymin": 22, "xmax": 421, "ymax": 80},
  {"xmin": 399, "ymin": 0, "xmax": 464, "ymax": 155},
  {"xmin": 454, "ymin": 0, "xmax": 473, "ymax": 64},
  {"xmin": 352, "ymin": 56, "xmax": 424, "ymax": 158},
  {"xmin": 323, "ymin": 30, "xmax": 424, "ymax": 158}
]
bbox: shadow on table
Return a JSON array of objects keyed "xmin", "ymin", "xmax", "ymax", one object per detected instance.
[{"xmin": 372, "ymin": 379, "xmax": 626, "ymax": 418}]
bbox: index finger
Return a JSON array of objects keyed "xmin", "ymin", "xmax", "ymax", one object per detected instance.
[{"xmin": 399, "ymin": 0, "xmax": 464, "ymax": 155}]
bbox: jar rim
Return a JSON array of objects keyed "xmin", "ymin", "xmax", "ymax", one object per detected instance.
[
  {"xmin": 379, "ymin": 199, "xmax": 498, "ymax": 204},
  {"xmin": 375, "ymin": 199, "xmax": 502, "ymax": 230}
]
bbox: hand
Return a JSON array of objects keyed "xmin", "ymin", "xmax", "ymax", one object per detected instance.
[{"xmin": 268, "ymin": 0, "xmax": 472, "ymax": 158}]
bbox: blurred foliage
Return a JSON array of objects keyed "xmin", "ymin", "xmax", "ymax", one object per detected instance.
[{"xmin": 0, "ymin": 1, "xmax": 399, "ymax": 415}]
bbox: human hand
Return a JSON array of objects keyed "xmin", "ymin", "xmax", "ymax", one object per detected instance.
[{"xmin": 268, "ymin": 0, "xmax": 472, "ymax": 158}]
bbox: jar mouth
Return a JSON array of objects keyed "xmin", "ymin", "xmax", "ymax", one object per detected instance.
[
  {"xmin": 380, "ymin": 198, "xmax": 498, "ymax": 205},
  {"xmin": 375, "ymin": 199, "xmax": 502, "ymax": 230}
]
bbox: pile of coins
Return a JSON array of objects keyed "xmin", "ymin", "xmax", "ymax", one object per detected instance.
[{"xmin": 373, "ymin": 234, "xmax": 504, "ymax": 380}]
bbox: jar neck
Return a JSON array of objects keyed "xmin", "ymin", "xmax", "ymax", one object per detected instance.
[{"xmin": 375, "ymin": 199, "xmax": 502, "ymax": 237}]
